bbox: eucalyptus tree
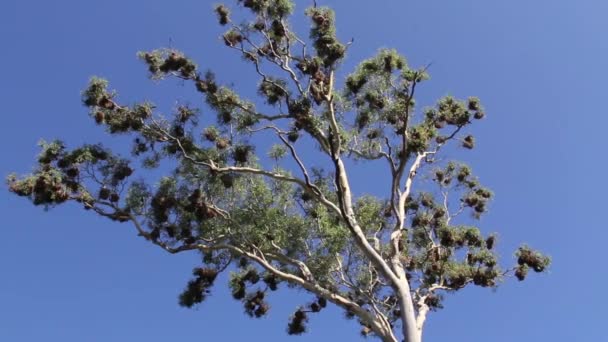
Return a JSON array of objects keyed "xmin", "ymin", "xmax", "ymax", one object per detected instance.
[{"xmin": 7, "ymin": 1, "xmax": 549, "ymax": 341}]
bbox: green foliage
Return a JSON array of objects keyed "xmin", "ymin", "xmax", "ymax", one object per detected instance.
[
  {"xmin": 516, "ymin": 245, "xmax": 551, "ymax": 273},
  {"xmin": 82, "ymin": 77, "xmax": 111, "ymax": 107},
  {"xmin": 305, "ymin": 7, "xmax": 345, "ymax": 67},
  {"xmin": 405, "ymin": 123, "xmax": 437, "ymax": 156},
  {"xmin": 258, "ymin": 78, "xmax": 289, "ymax": 105},
  {"xmin": 138, "ymin": 49, "xmax": 197, "ymax": 78},
  {"xmin": 354, "ymin": 196, "xmax": 386, "ymax": 233},
  {"xmin": 8, "ymin": 2, "xmax": 550, "ymax": 341},
  {"xmin": 345, "ymin": 49, "xmax": 408, "ymax": 96},
  {"xmin": 268, "ymin": 144, "xmax": 287, "ymax": 160},
  {"xmin": 237, "ymin": 0, "xmax": 294, "ymax": 18},
  {"xmin": 435, "ymin": 96, "xmax": 475, "ymax": 127}
]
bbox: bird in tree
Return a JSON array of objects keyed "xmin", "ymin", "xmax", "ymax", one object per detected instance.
[{"xmin": 7, "ymin": 1, "xmax": 550, "ymax": 341}]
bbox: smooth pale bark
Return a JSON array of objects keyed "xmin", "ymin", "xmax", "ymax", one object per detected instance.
[
  {"xmin": 323, "ymin": 71, "xmax": 424, "ymax": 342},
  {"xmin": 398, "ymin": 284, "xmax": 422, "ymax": 342}
]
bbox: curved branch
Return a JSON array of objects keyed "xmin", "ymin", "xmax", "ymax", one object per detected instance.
[{"xmin": 124, "ymin": 210, "xmax": 397, "ymax": 341}]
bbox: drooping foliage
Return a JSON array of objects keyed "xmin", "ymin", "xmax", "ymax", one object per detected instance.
[{"xmin": 7, "ymin": 1, "xmax": 549, "ymax": 341}]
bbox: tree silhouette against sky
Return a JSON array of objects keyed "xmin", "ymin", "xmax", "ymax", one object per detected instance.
[{"xmin": 3, "ymin": 0, "xmax": 605, "ymax": 341}]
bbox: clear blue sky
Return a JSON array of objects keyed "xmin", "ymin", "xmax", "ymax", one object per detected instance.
[{"xmin": 1, "ymin": 0, "xmax": 606, "ymax": 341}]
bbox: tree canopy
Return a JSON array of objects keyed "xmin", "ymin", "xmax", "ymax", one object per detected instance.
[{"xmin": 7, "ymin": 1, "xmax": 549, "ymax": 341}]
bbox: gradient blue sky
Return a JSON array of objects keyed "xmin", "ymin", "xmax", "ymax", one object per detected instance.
[{"xmin": 1, "ymin": 1, "xmax": 606, "ymax": 341}]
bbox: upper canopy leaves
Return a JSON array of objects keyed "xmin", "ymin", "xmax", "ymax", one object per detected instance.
[{"xmin": 7, "ymin": 1, "xmax": 549, "ymax": 341}]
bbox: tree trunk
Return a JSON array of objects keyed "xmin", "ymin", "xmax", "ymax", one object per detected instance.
[{"xmin": 398, "ymin": 282, "xmax": 422, "ymax": 342}]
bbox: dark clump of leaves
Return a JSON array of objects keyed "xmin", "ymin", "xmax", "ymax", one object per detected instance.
[
  {"xmin": 515, "ymin": 265, "xmax": 529, "ymax": 281},
  {"xmin": 288, "ymin": 97, "xmax": 312, "ymax": 118},
  {"xmin": 109, "ymin": 192, "xmax": 120, "ymax": 203},
  {"xmin": 424, "ymin": 293, "xmax": 444, "ymax": 311},
  {"xmin": 8, "ymin": 172, "xmax": 69, "ymax": 206},
  {"xmin": 238, "ymin": 0, "xmax": 293, "ymax": 18},
  {"xmin": 403, "ymin": 123, "xmax": 436, "ymax": 157},
  {"xmin": 195, "ymin": 72, "xmax": 219, "ymax": 94},
  {"xmin": 138, "ymin": 50, "xmax": 197, "ymax": 79},
  {"xmin": 243, "ymin": 268, "xmax": 260, "ymax": 284},
  {"xmin": 178, "ymin": 267, "xmax": 218, "ymax": 308},
  {"xmin": 253, "ymin": 19, "xmax": 265, "ymax": 31},
  {"xmin": 355, "ymin": 111, "xmax": 371, "ymax": 130},
  {"xmin": 244, "ymin": 290, "xmax": 270, "ymax": 318},
  {"xmin": 215, "ymin": 138, "xmax": 230, "ymax": 150},
  {"xmin": 289, "ymin": 98, "xmax": 316, "ymax": 132},
  {"xmin": 150, "ymin": 188, "xmax": 176, "ymax": 223},
  {"xmin": 305, "ymin": 7, "xmax": 345, "ymax": 67},
  {"xmin": 160, "ymin": 52, "xmax": 189, "ymax": 73},
  {"xmin": 258, "ymin": 78, "xmax": 288, "ymax": 105},
  {"xmin": 306, "ymin": 296, "xmax": 327, "ymax": 314},
  {"xmin": 263, "ymin": 273, "xmax": 279, "ymax": 291},
  {"xmin": 111, "ymin": 162, "xmax": 133, "ymax": 184},
  {"xmin": 345, "ymin": 75, "xmax": 367, "ymax": 95},
  {"xmin": 296, "ymin": 57, "xmax": 323, "ymax": 78},
  {"xmin": 317, "ymin": 296, "xmax": 327, "ymax": 308},
  {"xmin": 287, "ymin": 130, "xmax": 299, "ymax": 143},
  {"xmin": 462, "ymin": 135, "xmax": 475, "ymax": 149},
  {"xmin": 287, "ymin": 308, "xmax": 308, "ymax": 335},
  {"xmin": 214, "ymin": 5, "xmax": 230, "ymax": 25},
  {"xmin": 203, "ymin": 127, "xmax": 219, "ymax": 142},
  {"xmin": 82, "ymin": 77, "xmax": 110, "ymax": 107},
  {"xmin": 7, "ymin": 142, "xmax": 125, "ymax": 208},
  {"xmin": 471, "ymin": 267, "xmax": 499, "ymax": 287},
  {"xmin": 223, "ymin": 29, "xmax": 243, "ymax": 47},
  {"xmin": 486, "ymin": 235, "xmax": 496, "ymax": 250},
  {"xmin": 220, "ymin": 173, "xmax": 234, "ymax": 188},
  {"xmin": 467, "ymin": 97, "xmax": 485, "ymax": 119},
  {"xmin": 516, "ymin": 246, "xmax": 551, "ymax": 272},
  {"xmin": 98, "ymin": 187, "xmax": 110, "ymax": 200},
  {"xmin": 271, "ymin": 19, "xmax": 286, "ymax": 37},
  {"xmin": 230, "ymin": 275, "xmax": 247, "ymax": 300},
  {"xmin": 233, "ymin": 144, "xmax": 253, "ymax": 164}
]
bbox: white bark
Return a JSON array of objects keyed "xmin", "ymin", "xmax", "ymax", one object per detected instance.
[{"xmin": 323, "ymin": 71, "xmax": 428, "ymax": 342}]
